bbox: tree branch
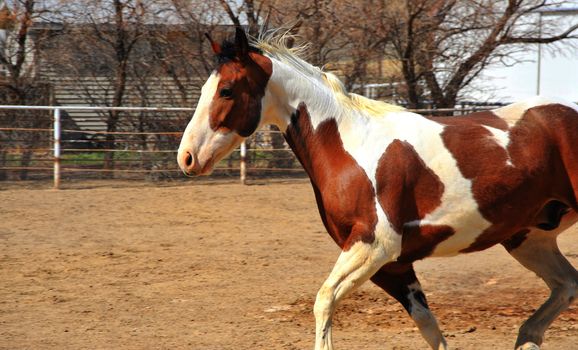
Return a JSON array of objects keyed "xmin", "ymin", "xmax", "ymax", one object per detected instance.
[{"xmin": 501, "ymin": 23, "xmax": 578, "ymax": 44}]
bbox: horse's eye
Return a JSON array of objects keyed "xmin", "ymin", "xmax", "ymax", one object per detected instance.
[{"xmin": 220, "ymin": 88, "xmax": 233, "ymax": 98}]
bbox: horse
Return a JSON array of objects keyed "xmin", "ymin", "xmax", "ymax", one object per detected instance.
[{"xmin": 177, "ymin": 28, "xmax": 578, "ymax": 350}]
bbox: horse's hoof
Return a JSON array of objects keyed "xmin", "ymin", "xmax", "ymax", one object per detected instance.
[{"xmin": 516, "ymin": 342, "xmax": 540, "ymax": 350}]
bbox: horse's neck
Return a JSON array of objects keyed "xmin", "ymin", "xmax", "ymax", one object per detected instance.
[
  {"xmin": 266, "ymin": 60, "xmax": 377, "ymax": 189},
  {"xmin": 265, "ymin": 59, "xmax": 345, "ymax": 131}
]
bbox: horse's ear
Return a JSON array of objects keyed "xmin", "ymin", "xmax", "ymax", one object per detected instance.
[
  {"xmin": 205, "ymin": 33, "xmax": 222, "ymax": 55},
  {"xmin": 235, "ymin": 26, "xmax": 249, "ymax": 59}
]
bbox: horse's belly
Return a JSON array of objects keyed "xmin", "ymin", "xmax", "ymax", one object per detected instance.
[
  {"xmin": 418, "ymin": 208, "xmax": 493, "ymax": 257},
  {"xmin": 417, "ymin": 207, "xmax": 578, "ymax": 258},
  {"xmin": 397, "ymin": 214, "xmax": 488, "ymax": 262}
]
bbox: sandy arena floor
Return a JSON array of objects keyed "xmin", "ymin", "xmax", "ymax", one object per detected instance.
[{"xmin": 1, "ymin": 180, "xmax": 576, "ymax": 349}]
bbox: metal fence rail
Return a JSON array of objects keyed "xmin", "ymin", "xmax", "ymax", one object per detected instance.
[
  {"xmin": 0, "ymin": 104, "xmax": 500, "ymax": 188},
  {"xmin": 0, "ymin": 104, "xmax": 309, "ymax": 188},
  {"xmin": 0, "ymin": 105, "xmax": 196, "ymax": 188}
]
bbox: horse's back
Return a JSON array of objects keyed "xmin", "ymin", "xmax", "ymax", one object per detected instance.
[
  {"xmin": 390, "ymin": 98, "xmax": 578, "ymax": 259},
  {"xmin": 491, "ymin": 98, "xmax": 578, "ymax": 212},
  {"xmin": 428, "ymin": 97, "xmax": 578, "ymax": 181}
]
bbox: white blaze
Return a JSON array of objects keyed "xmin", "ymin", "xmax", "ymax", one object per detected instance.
[{"xmin": 178, "ymin": 73, "xmax": 242, "ymax": 174}]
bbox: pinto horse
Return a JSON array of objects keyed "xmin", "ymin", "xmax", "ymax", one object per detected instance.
[{"xmin": 177, "ymin": 28, "xmax": 578, "ymax": 350}]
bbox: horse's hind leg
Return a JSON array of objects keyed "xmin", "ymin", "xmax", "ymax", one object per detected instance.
[
  {"xmin": 503, "ymin": 229, "xmax": 578, "ymax": 350},
  {"xmin": 371, "ymin": 263, "xmax": 448, "ymax": 350},
  {"xmin": 314, "ymin": 241, "xmax": 391, "ymax": 350}
]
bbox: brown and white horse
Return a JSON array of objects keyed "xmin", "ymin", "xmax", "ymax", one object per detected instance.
[{"xmin": 177, "ymin": 28, "xmax": 578, "ymax": 350}]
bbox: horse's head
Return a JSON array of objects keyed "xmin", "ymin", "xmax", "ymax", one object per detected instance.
[{"xmin": 177, "ymin": 28, "xmax": 272, "ymax": 175}]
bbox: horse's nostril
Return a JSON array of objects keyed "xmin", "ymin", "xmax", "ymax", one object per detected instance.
[{"xmin": 184, "ymin": 152, "xmax": 193, "ymax": 167}]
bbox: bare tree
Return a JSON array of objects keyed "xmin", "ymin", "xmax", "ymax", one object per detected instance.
[
  {"xmin": 265, "ymin": 0, "xmax": 578, "ymax": 108},
  {"xmin": 43, "ymin": 0, "xmax": 243, "ymax": 177},
  {"xmin": 137, "ymin": 0, "xmax": 224, "ymax": 104},
  {"xmin": 0, "ymin": 0, "xmax": 55, "ymax": 180},
  {"xmin": 5, "ymin": 0, "xmax": 575, "ymax": 180},
  {"xmin": 378, "ymin": 0, "xmax": 578, "ymax": 108},
  {"xmin": 51, "ymin": 0, "xmax": 148, "ymax": 175}
]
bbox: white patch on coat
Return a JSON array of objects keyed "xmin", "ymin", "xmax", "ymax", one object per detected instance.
[
  {"xmin": 374, "ymin": 202, "xmax": 403, "ymax": 261},
  {"xmin": 265, "ymin": 59, "xmax": 342, "ymax": 130},
  {"xmin": 407, "ymin": 282, "xmax": 448, "ymax": 350},
  {"xmin": 263, "ymin": 52, "xmax": 494, "ymax": 257},
  {"xmin": 493, "ymin": 96, "xmax": 578, "ymax": 127},
  {"xmin": 313, "ymin": 238, "xmax": 393, "ymax": 350},
  {"xmin": 263, "ymin": 60, "xmax": 405, "ymax": 261},
  {"xmin": 483, "ymin": 125, "xmax": 513, "ymax": 166},
  {"xmin": 338, "ymin": 111, "xmax": 491, "ymax": 257}
]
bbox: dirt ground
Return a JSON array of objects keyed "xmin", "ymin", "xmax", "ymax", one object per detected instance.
[{"xmin": 1, "ymin": 180, "xmax": 576, "ymax": 350}]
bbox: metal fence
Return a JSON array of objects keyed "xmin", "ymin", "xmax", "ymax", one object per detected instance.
[
  {"xmin": 0, "ymin": 105, "xmax": 309, "ymax": 188},
  {"xmin": 0, "ymin": 104, "xmax": 502, "ymax": 188}
]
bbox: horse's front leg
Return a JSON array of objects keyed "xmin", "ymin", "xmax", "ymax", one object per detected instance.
[{"xmin": 313, "ymin": 228, "xmax": 399, "ymax": 350}]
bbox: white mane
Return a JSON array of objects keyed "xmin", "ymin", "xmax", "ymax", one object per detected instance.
[{"xmin": 251, "ymin": 31, "xmax": 404, "ymax": 117}]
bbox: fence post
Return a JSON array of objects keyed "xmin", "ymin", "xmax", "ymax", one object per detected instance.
[
  {"xmin": 240, "ymin": 140, "xmax": 247, "ymax": 185},
  {"xmin": 53, "ymin": 108, "xmax": 61, "ymax": 189}
]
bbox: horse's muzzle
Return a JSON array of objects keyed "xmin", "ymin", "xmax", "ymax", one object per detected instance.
[{"xmin": 177, "ymin": 150, "xmax": 202, "ymax": 176}]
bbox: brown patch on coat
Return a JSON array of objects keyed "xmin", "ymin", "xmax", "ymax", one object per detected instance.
[
  {"xmin": 209, "ymin": 52, "xmax": 272, "ymax": 137},
  {"xmin": 439, "ymin": 104, "xmax": 578, "ymax": 252},
  {"xmin": 375, "ymin": 140, "xmax": 453, "ymax": 262},
  {"xmin": 283, "ymin": 103, "xmax": 377, "ymax": 250},
  {"xmin": 428, "ymin": 110, "xmax": 509, "ymax": 131},
  {"xmin": 541, "ymin": 104, "xmax": 578, "ymax": 209}
]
